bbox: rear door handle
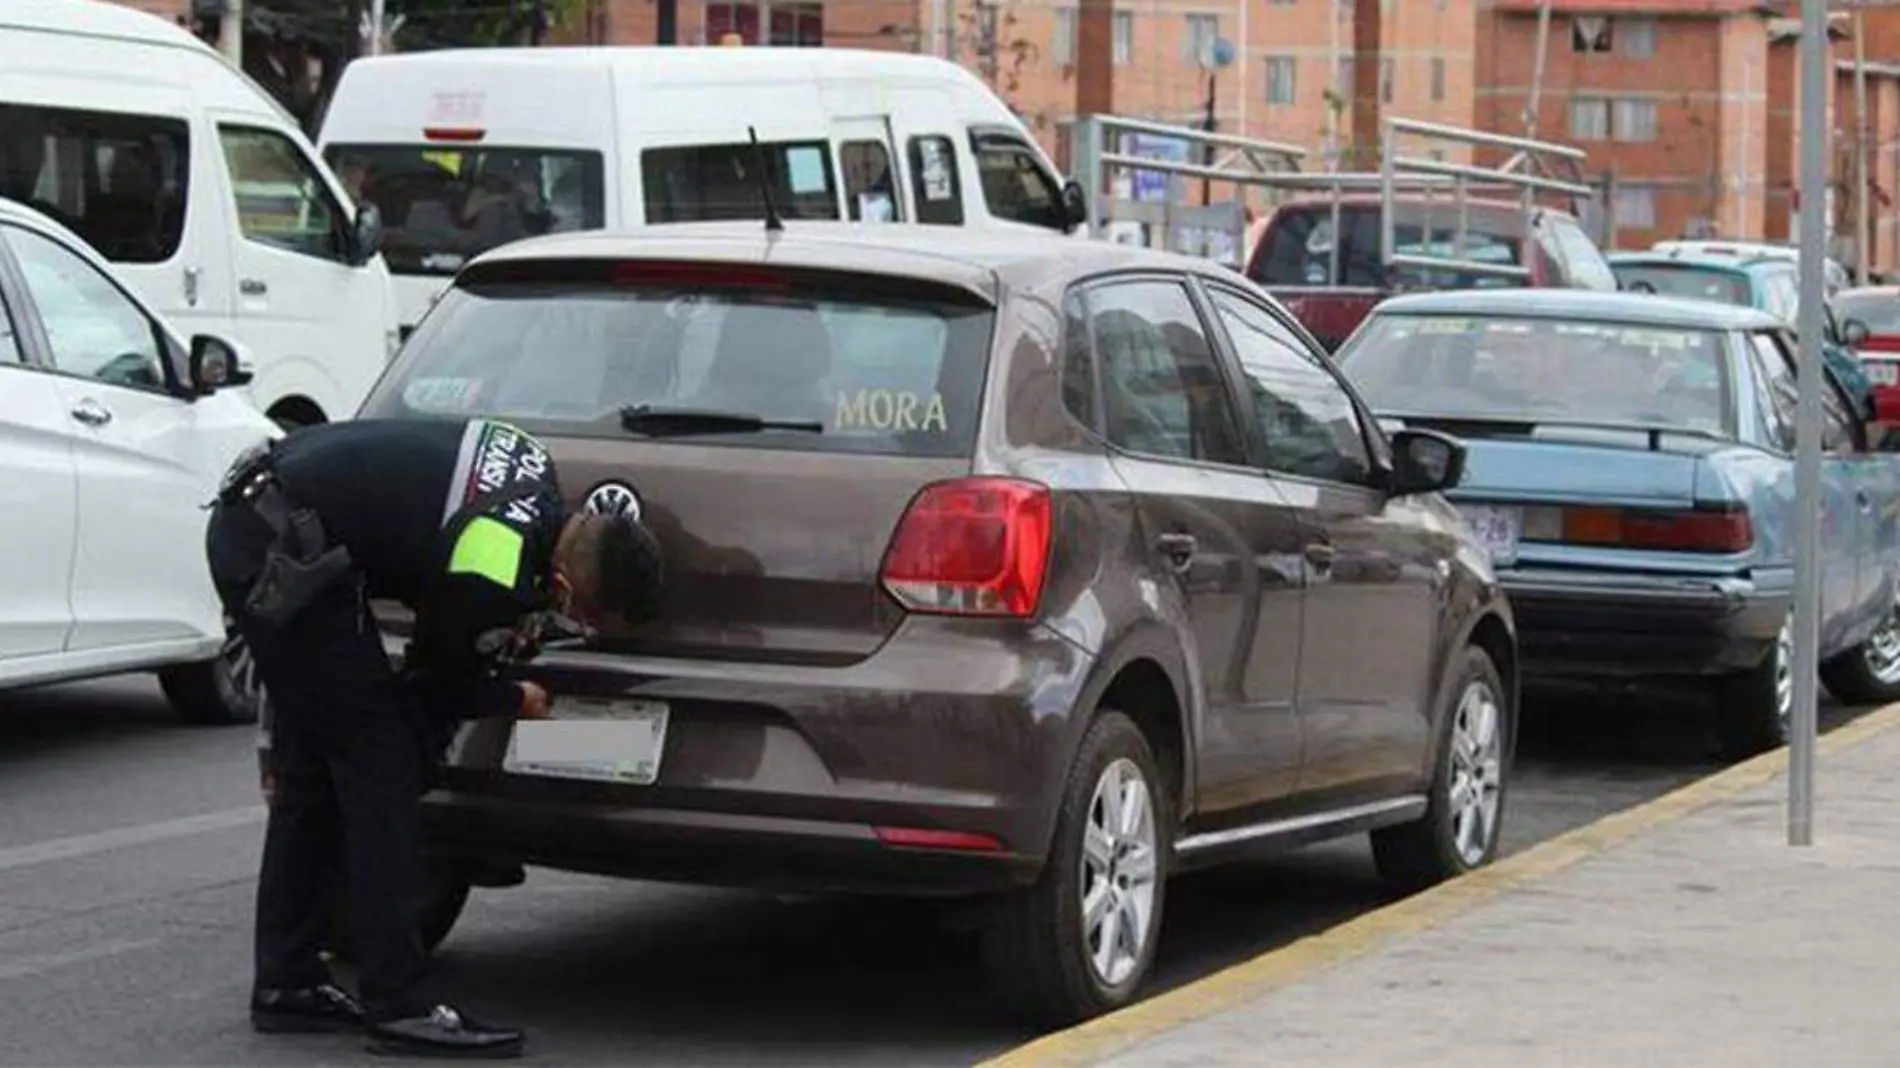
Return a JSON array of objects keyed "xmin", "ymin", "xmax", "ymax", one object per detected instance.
[
  {"xmin": 1154, "ymin": 532, "xmax": 1197, "ymax": 570},
  {"xmin": 239, "ymin": 278, "xmax": 268, "ymax": 296},
  {"xmin": 1303, "ymin": 541, "xmax": 1337, "ymax": 571},
  {"xmin": 70, "ymin": 399, "xmax": 112, "ymax": 428}
]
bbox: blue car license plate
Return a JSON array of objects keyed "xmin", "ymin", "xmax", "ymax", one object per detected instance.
[{"xmin": 1458, "ymin": 505, "xmax": 1521, "ymax": 567}]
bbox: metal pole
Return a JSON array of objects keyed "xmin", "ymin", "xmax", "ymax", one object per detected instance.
[
  {"xmin": 220, "ymin": 0, "xmax": 243, "ymax": 66},
  {"xmin": 1856, "ymin": 8, "xmax": 1871, "ymax": 283},
  {"xmin": 368, "ymin": 0, "xmax": 386, "ymax": 54},
  {"xmin": 1525, "ymin": 0, "xmax": 1553, "ymax": 138},
  {"xmin": 1791, "ymin": 0, "xmax": 1827, "ymax": 848}
]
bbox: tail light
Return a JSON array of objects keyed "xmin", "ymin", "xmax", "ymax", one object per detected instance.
[
  {"xmin": 880, "ymin": 478, "xmax": 1053, "ymax": 618},
  {"xmin": 1558, "ymin": 504, "xmax": 1752, "ymax": 553}
]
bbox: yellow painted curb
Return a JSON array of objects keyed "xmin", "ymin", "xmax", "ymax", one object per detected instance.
[{"xmin": 979, "ymin": 701, "xmax": 1900, "ymax": 1068}]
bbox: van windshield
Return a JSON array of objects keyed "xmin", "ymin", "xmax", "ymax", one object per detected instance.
[
  {"xmin": 1250, "ymin": 205, "xmax": 1526, "ymax": 291},
  {"xmin": 322, "ymin": 144, "xmax": 606, "ymax": 275}
]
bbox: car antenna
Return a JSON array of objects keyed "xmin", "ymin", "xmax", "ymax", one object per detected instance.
[{"xmin": 748, "ymin": 126, "xmax": 785, "ymax": 234}]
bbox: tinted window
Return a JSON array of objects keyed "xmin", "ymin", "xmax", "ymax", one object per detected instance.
[
  {"xmin": 643, "ymin": 141, "xmax": 839, "ymax": 224},
  {"xmin": 1252, "ymin": 205, "xmax": 1524, "ymax": 290},
  {"xmin": 1061, "ymin": 289, "xmax": 1097, "ymax": 431},
  {"xmin": 1613, "ymin": 263, "xmax": 1752, "ymax": 305},
  {"xmin": 1835, "ymin": 290, "xmax": 1900, "ymax": 333},
  {"xmin": 839, "ymin": 140, "xmax": 900, "ymax": 222},
  {"xmin": 325, "ymin": 144, "xmax": 606, "ymax": 275},
  {"xmin": 361, "ymin": 276, "xmax": 992, "ymax": 459},
  {"xmin": 0, "ymin": 103, "xmax": 189, "ymax": 263},
  {"xmin": 1209, "ymin": 288, "xmax": 1371, "ymax": 484},
  {"xmin": 908, "ymin": 136, "xmax": 964, "ymax": 226},
  {"xmin": 1339, "ymin": 313, "xmax": 1733, "ymax": 437},
  {"xmin": 219, "ymin": 126, "xmax": 351, "ymax": 263},
  {"xmin": 1086, "ymin": 280, "xmax": 1247, "ymax": 465},
  {"xmin": 6, "ymin": 225, "xmax": 167, "ymax": 390},
  {"xmin": 971, "ymin": 132, "xmax": 1063, "ymax": 230}
]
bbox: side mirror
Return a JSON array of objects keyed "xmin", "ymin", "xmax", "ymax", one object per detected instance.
[
  {"xmin": 189, "ymin": 334, "xmax": 253, "ymax": 394},
  {"xmin": 1060, "ymin": 179, "xmax": 1088, "ymax": 233},
  {"xmin": 1388, "ymin": 428, "xmax": 1466, "ymax": 496},
  {"xmin": 348, "ymin": 203, "xmax": 384, "ymax": 267},
  {"xmin": 1843, "ymin": 317, "xmax": 1872, "ymax": 348}
]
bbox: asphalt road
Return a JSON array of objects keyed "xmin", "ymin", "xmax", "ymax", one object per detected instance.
[{"xmin": 0, "ymin": 676, "xmax": 1873, "ymax": 1067}]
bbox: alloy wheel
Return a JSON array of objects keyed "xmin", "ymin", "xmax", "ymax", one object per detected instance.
[
  {"xmin": 1863, "ymin": 590, "xmax": 1900, "ymax": 687},
  {"xmin": 1078, "ymin": 757, "xmax": 1158, "ymax": 987},
  {"xmin": 1774, "ymin": 614, "xmax": 1795, "ymax": 730},
  {"xmin": 1448, "ymin": 679, "xmax": 1504, "ymax": 868}
]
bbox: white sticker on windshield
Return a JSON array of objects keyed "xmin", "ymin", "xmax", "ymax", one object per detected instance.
[
  {"xmin": 786, "ymin": 147, "xmax": 827, "ymax": 194},
  {"xmin": 404, "ymin": 377, "xmax": 482, "ymax": 411}
]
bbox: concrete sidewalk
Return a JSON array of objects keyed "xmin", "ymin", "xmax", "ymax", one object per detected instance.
[{"xmin": 989, "ymin": 704, "xmax": 1900, "ymax": 1068}]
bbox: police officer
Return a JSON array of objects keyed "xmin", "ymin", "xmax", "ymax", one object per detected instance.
[{"xmin": 206, "ymin": 417, "xmax": 661, "ymax": 1059}]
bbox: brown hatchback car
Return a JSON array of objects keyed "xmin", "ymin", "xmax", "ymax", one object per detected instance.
[{"xmin": 357, "ymin": 223, "xmax": 1519, "ymax": 1025}]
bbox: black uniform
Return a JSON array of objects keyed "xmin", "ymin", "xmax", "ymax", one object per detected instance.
[{"xmin": 206, "ymin": 417, "xmax": 565, "ymax": 1022}]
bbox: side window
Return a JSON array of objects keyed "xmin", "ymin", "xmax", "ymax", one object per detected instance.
[
  {"xmin": 1746, "ymin": 332, "xmax": 1795, "ymax": 452},
  {"xmin": 1087, "ymin": 279, "xmax": 1248, "ymax": 466},
  {"xmin": 218, "ymin": 126, "xmax": 350, "ymax": 262},
  {"xmin": 0, "ymin": 103, "xmax": 190, "ymax": 264},
  {"xmin": 0, "ymin": 288, "xmax": 22, "ymax": 365},
  {"xmin": 5, "ymin": 224, "xmax": 167, "ymax": 390},
  {"xmin": 839, "ymin": 140, "xmax": 901, "ymax": 222},
  {"xmin": 1061, "ymin": 289, "xmax": 1097, "ymax": 431},
  {"xmin": 642, "ymin": 140, "xmax": 840, "ymax": 223},
  {"xmin": 1208, "ymin": 287, "xmax": 1373, "ymax": 484},
  {"xmin": 970, "ymin": 132, "xmax": 1064, "ymax": 230},
  {"xmin": 907, "ymin": 135, "xmax": 964, "ymax": 226},
  {"xmin": 1753, "ymin": 331, "xmax": 1854, "ymax": 451}
]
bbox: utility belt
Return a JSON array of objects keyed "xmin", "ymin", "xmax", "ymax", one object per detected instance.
[{"xmin": 218, "ymin": 443, "xmax": 359, "ymax": 630}]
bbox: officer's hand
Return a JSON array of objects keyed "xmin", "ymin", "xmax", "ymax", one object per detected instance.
[{"xmin": 517, "ymin": 681, "xmax": 551, "ymax": 720}]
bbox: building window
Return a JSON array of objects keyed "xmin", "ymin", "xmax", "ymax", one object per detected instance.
[
  {"xmin": 1336, "ymin": 55, "xmax": 1355, "ymax": 98},
  {"xmin": 1113, "ymin": 10, "xmax": 1133, "ymax": 66},
  {"xmin": 1430, "ymin": 57, "xmax": 1446, "ymax": 102},
  {"xmin": 1613, "ymin": 185, "xmax": 1657, "ymax": 230},
  {"xmin": 1265, "ymin": 56, "xmax": 1297, "ymax": 105},
  {"xmin": 1184, "ymin": 13, "xmax": 1219, "ymax": 66},
  {"xmin": 704, "ymin": 1, "xmax": 822, "ymax": 45},
  {"xmin": 1570, "ymin": 97, "xmax": 1610, "ymax": 141},
  {"xmin": 1614, "ymin": 98, "xmax": 1658, "ymax": 142},
  {"xmin": 1380, "ymin": 57, "xmax": 1394, "ymax": 103},
  {"xmin": 1053, "ymin": 7, "xmax": 1076, "ymax": 66},
  {"xmin": 1571, "ymin": 15, "xmax": 1611, "ymax": 53},
  {"xmin": 1620, "ymin": 16, "xmax": 1657, "ymax": 57}
]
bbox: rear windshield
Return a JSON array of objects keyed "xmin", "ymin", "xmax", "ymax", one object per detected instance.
[
  {"xmin": 1336, "ymin": 314, "xmax": 1734, "ymax": 436},
  {"xmin": 1250, "ymin": 205, "xmax": 1525, "ymax": 291},
  {"xmin": 642, "ymin": 141, "xmax": 840, "ymax": 224},
  {"xmin": 359, "ymin": 275, "xmax": 994, "ymax": 458},
  {"xmin": 1834, "ymin": 290, "xmax": 1900, "ymax": 333},
  {"xmin": 1612, "ymin": 263, "xmax": 1751, "ymax": 306},
  {"xmin": 322, "ymin": 144, "xmax": 605, "ymax": 275}
]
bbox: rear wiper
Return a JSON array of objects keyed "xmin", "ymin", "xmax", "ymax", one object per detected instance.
[{"xmin": 618, "ymin": 404, "xmax": 823, "ymax": 437}]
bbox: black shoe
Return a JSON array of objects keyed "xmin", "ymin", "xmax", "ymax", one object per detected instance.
[
  {"xmin": 251, "ymin": 983, "xmax": 366, "ymax": 1034},
  {"xmin": 366, "ymin": 1004, "xmax": 525, "ymax": 1059}
]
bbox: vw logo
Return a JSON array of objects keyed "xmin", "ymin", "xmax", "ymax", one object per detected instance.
[{"xmin": 583, "ymin": 480, "xmax": 641, "ymax": 520}]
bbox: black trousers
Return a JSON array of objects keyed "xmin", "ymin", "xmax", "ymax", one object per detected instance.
[{"xmin": 206, "ymin": 498, "xmax": 434, "ymax": 1022}]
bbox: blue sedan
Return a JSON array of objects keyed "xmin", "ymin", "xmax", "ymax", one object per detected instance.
[{"xmin": 1332, "ymin": 289, "xmax": 1900, "ymax": 755}]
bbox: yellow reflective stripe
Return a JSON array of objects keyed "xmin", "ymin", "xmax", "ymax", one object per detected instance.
[{"xmin": 447, "ymin": 516, "xmax": 524, "ymax": 590}]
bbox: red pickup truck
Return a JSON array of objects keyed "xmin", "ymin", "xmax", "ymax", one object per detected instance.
[{"xmin": 1242, "ymin": 194, "xmax": 1618, "ymax": 352}]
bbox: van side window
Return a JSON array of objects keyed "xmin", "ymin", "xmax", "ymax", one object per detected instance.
[
  {"xmin": 0, "ymin": 104, "xmax": 190, "ymax": 264},
  {"xmin": 839, "ymin": 140, "xmax": 901, "ymax": 222},
  {"xmin": 970, "ymin": 131, "xmax": 1064, "ymax": 231},
  {"xmin": 217, "ymin": 126, "xmax": 350, "ymax": 263},
  {"xmin": 907, "ymin": 136, "xmax": 964, "ymax": 226},
  {"xmin": 642, "ymin": 141, "xmax": 840, "ymax": 223}
]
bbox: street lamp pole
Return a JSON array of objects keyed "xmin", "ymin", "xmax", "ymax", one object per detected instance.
[{"xmin": 1790, "ymin": 0, "xmax": 1828, "ymax": 847}]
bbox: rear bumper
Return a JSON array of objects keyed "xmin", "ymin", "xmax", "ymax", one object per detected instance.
[
  {"xmin": 417, "ymin": 616, "xmax": 1094, "ymax": 897},
  {"xmin": 1501, "ymin": 568, "xmax": 1786, "ymax": 680}
]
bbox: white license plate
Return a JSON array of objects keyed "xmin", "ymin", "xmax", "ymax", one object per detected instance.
[
  {"xmin": 1867, "ymin": 361, "xmax": 1899, "ymax": 386},
  {"xmin": 1458, "ymin": 505, "xmax": 1522, "ymax": 567},
  {"xmin": 504, "ymin": 698, "xmax": 669, "ymax": 785}
]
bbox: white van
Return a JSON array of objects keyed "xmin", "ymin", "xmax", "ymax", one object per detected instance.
[
  {"xmin": 317, "ymin": 46, "xmax": 1086, "ymax": 331},
  {"xmin": 0, "ymin": 0, "xmax": 401, "ymax": 428}
]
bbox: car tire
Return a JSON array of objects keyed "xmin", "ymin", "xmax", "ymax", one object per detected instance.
[
  {"xmin": 1820, "ymin": 586, "xmax": 1900, "ymax": 705},
  {"xmin": 1372, "ymin": 645, "xmax": 1510, "ymax": 896},
  {"xmin": 981, "ymin": 709, "xmax": 1170, "ymax": 1028},
  {"xmin": 158, "ymin": 624, "xmax": 263, "ymax": 726},
  {"xmin": 1715, "ymin": 612, "xmax": 1792, "ymax": 759},
  {"xmin": 325, "ymin": 862, "xmax": 472, "ymax": 963}
]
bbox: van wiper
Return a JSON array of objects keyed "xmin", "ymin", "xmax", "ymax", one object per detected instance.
[{"xmin": 618, "ymin": 404, "xmax": 824, "ymax": 437}]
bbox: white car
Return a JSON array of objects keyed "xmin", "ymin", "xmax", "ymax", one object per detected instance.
[{"xmin": 0, "ymin": 197, "xmax": 276, "ymax": 724}]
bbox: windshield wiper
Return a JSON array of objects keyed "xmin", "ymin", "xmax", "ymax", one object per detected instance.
[{"xmin": 618, "ymin": 404, "xmax": 824, "ymax": 437}]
